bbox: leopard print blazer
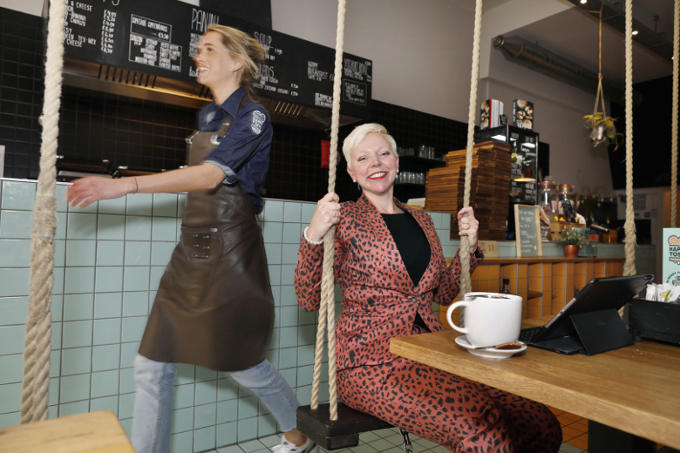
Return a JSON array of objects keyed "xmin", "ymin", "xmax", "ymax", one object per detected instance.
[{"xmin": 295, "ymin": 194, "xmax": 483, "ymax": 371}]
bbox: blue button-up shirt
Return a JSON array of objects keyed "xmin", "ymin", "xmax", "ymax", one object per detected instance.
[{"xmin": 200, "ymin": 87, "xmax": 272, "ymax": 214}]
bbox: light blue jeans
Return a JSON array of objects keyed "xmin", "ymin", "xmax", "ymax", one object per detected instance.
[{"xmin": 131, "ymin": 354, "xmax": 299, "ymax": 453}]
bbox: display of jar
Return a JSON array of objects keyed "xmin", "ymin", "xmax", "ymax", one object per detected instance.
[
  {"xmin": 538, "ymin": 180, "xmax": 558, "ymax": 214},
  {"xmin": 558, "ymin": 184, "xmax": 577, "ymax": 223}
]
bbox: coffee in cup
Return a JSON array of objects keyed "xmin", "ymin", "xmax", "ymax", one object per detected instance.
[{"xmin": 446, "ymin": 292, "xmax": 522, "ymax": 348}]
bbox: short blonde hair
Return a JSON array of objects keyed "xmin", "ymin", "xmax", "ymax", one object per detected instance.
[
  {"xmin": 342, "ymin": 123, "xmax": 398, "ymax": 169},
  {"xmin": 206, "ymin": 24, "xmax": 265, "ymax": 97}
]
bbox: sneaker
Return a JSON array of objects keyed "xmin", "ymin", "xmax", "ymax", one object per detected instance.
[{"xmin": 271, "ymin": 435, "xmax": 318, "ymax": 453}]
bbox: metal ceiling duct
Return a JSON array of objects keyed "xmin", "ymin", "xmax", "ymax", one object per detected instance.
[{"xmin": 493, "ymin": 35, "xmax": 626, "ymax": 102}]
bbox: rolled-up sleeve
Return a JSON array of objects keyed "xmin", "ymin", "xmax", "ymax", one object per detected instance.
[{"xmin": 204, "ymin": 108, "xmax": 271, "ymax": 183}]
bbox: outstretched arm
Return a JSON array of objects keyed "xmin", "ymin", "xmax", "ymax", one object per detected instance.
[{"xmin": 67, "ymin": 162, "xmax": 226, "ymax": 208}]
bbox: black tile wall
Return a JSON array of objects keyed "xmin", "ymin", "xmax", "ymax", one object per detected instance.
[
  {"xmin": 0, "ymin": 7, "xmax": 469, "ymax": 203},
  {"xmin": 0, "ymin": 7, "xmax": 45, "ymax": 179}
]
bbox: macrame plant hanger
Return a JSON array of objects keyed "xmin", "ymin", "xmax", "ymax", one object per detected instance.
[
  {"xmin": 592, "ymin": 2, "xmax": 609, "ymax": 133},
  {"xmin": 21, "ymin": 0, "xmax": 66, "ymax": 423},
  {"xmin": 308, "ymin": 0, "xmax": 483, "ymax": 422}
]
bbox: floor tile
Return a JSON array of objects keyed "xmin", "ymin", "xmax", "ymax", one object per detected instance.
[{"xmin": 204, "ymin": 425, "xmax": 589, "ymax": 453}]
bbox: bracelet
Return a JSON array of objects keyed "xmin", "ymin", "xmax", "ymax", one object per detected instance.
[
  {"xmin": 131, "ymin": 177, "xmax": 139, "ymax": 194},
  {"xmin": 303, "ymin": 226, "xmax": 324, "ymax": 245}
]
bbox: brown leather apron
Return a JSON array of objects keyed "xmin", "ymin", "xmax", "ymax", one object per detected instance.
[{"xmin": 138, "ymin": 114, "xmax": 274, "ymax": 371}]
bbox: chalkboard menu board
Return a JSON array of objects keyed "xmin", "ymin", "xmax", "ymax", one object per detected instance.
[
  {"xmin": 62, "ymin": 0, "xmax": 371, "ymax": 117},
  {"xmin": 514, "ymin": 204, "xmax": 542, "ymax": 257}
]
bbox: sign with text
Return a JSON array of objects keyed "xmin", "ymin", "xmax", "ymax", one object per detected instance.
[
  {"xmin": 62, "ymin": 0, "xmax": 371, "ymax": 117},
  {"xmin": 514, "ymin": 204, "xmax": 542, "ymax": 257},
  {"xmin": 663, "ymin": 228, "xmax": 680, "ymax": 285}
]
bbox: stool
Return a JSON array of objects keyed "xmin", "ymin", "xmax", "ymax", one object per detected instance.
[{"xmin": 297, "ymin": 403, "xmax": 414, "ymax": 452}]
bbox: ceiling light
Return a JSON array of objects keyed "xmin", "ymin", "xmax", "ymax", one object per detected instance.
[
  {"xmin": 632, "ymin": 30, "xmax": 639, "ymax": 36},
  {"xmin": 579, "ymin": 0, "xmax": 587, "ymax": 4}
]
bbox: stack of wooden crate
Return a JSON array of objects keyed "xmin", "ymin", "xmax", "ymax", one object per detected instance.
[{"xmin": 425, "ymin": 140, "xmax": 511, "ymax": 240}]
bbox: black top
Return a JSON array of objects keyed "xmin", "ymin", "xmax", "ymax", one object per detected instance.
[
  {"xmin": 382, "ymin": 212, "xmax": 432, "ymax": 331},
  {"xmin": 381, "ymin": 212, "xmax": 431, "ymax": 287}
]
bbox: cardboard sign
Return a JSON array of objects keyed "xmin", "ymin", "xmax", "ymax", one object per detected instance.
[{"xmin": 662, "ymin": 228, "xmax": 680, "ymax": 285}]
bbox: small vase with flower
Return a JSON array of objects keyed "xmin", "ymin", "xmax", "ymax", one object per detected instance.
[{"xmin": 554, "ymin": 227, "xmax": 588, "ymax": 258}]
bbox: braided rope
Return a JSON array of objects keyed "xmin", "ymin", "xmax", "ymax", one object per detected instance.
[
  {"xmin": 310, "ymin": 0, "xmax": 346, "ymax": 421},
  {"xmin": 623, "ymin": 0, "xmax": 637, "ymax": 276},
  {"xmin": 672, "ymin": 0, "xmax": 679, "ymax": 227},
  {"xmin": 21, "ymin": 0, "xmax": 65, "ymax": 423},
  {"xmin": 460, "ymin": 0, "xmax": 483, "ymax": 296}
]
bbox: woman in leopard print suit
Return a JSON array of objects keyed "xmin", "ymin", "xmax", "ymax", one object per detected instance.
[{"xmin": 294, "ymin": 123, "xmax": 562, "ymax": 452}]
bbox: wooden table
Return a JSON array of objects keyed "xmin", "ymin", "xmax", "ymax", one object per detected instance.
[
  {"xmin": 0, "ymin": 410, "xmax": 134, "ymax": 452},
  {"xmin": 390, "ymin": 326, "xmax": 680, "ymax": 452}
]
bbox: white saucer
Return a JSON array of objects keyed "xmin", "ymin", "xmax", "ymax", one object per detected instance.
[{"xmin": 454, "ymin": 335, "xmax": 527, "ymax": 359}]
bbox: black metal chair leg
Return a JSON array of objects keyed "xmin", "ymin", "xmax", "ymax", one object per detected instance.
[{"xmin": 400, "ymin": 428, "xmax": 414, "ymax": 453}]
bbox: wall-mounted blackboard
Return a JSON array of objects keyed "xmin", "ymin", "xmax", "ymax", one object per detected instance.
[
  {"xmin": 62, "ymin": 0, "xmax": 371, "ymax": 118},
  {"xmin": 514, "ymin": 204, "xmax": 542, "ymax": 257}
]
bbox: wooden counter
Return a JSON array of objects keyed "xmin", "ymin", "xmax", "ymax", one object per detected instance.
[
  {"xmin": 443, "ymin": 256, "xmax": 625, "ymax": 323},
  {"xmin": 0, "ymin": 411, "xmax": 134, "ymax": 452}
]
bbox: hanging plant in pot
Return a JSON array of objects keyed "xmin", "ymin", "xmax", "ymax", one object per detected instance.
[
  {"xmin": 554, "ymin": 227, "xmax": 588, "ymax": 258},
  {"xmin": 583, "ymin": 112, "xmax": 623, "ymax": 150},
  {"xmin": 583, "ymin": 1, "xmax": 624, "ymax": 152}
]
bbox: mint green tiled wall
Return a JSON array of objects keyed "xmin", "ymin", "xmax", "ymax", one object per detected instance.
[
  {"xmin": 0, "ymin": 178, "xmax": 653, "ymax": 452},
  {"xmin": 0, "ymin": 179, "xmax": 334, "ymax": 452}
]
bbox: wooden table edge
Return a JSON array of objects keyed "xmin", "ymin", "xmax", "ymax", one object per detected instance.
[{"xmin": 389, "ymin": 330, "xmax": 680, "ymax": 449}]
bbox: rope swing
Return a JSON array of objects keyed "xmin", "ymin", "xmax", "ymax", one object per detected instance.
[
  {"xmin": 460, "ymin": 0, "xmax": 483, "ymax": 296},
  {"xmin": 310, "ymin": 0, "xmax": 346, "ymax": 421},
  {"xmin": 309, "ymin": 0, "xmax": 483, "ymax": 420},
  {"xmin": 623, "ymin": 0, "xmax": 637, "ymax": 276},
  {"xmin": 21, "ymin": 0, "xmax": 66, "ymax": 423}
]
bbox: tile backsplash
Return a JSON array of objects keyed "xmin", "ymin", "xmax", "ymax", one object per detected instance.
[{"xmin": 0, "ymin": 178, "xmax": 458, "ymax": 452}]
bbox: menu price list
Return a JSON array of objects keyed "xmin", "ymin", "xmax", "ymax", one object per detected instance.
[{"xmin": 61, "ymin": 0, "xmax": 371, "ymax": 114}]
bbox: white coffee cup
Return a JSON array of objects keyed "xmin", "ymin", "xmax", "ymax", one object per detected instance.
[{"xmin": 446, "ymin": 292, "xmax": 522, "ymax": 348}]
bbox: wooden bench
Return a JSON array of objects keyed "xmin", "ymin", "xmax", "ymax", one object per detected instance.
[{"xmin": 0, "ymin": 410, "xmax": 134, "ymax": 452}]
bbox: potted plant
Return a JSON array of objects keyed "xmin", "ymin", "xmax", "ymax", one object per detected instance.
[
  {"xmin": 554, "ymin": 227, "xmax": 588, "ymax": 258},
  {"xmin": 583, "ymin": 112, "xmax": 623, "ymax": 151}
]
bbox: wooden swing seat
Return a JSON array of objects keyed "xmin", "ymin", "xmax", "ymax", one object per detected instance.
[{"xmin": 297, "ymin": 403, "xmax": 395, "ymax": 450}]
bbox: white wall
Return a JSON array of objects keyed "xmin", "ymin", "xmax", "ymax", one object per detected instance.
[
  {"xmin": 478, "ymin": 0, "xmax": 572, "ymax": 79},
  {"xmin": 272, "ymin": 0, "xmax": 475, "ymax": 122},
  {"xmin": 3, "ymin": 0, "xmax": 42, "ymax": 16},
  {"xmin": 483, "ymin": 49, "xmax": 613, "ymax": 194}
]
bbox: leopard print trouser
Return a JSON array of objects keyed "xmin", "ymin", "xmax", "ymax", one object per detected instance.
[{"xmin": 338, "ymin": 355, "xmax": 562, "ymax": 452}]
